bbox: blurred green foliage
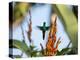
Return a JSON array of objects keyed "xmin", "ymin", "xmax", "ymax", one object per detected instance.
[
  {"xmin": 14, "ymin": 2, "xmax": 30, "ymax": 20},
  {"xmin": 9, "ymin": 40, "xmax": 40, "ymax": 58},
  {"xmin": 52, "ymin": 4, "xmax": 78, "ymax": 49}
]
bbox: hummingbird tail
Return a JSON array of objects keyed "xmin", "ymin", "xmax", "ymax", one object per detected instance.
[{"xmin": 43, "ymin": 31, "xmax": 45, "ymax": 40}]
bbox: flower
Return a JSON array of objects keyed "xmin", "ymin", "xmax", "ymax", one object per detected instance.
[{"xmin": 40, "ymin": 14, "xmax": 61, "ymax": 56}]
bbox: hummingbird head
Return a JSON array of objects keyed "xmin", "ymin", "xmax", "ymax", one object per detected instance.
[{"xmin": 43, "ymin": 22, "xmax": 46, "ymax": 26}]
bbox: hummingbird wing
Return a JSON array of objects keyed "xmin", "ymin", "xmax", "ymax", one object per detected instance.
[
  {"xmin": 37, "ymin": 26, "xmax": 43, "ymax": 30},
  {"xmin": 45, "ymin": 26, "xmax": 50, "ymax": 31}
]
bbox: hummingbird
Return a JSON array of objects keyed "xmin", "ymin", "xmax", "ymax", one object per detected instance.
[{"xmin": 37, "ymin": 22, "xmax": 50, "ymax": 40}]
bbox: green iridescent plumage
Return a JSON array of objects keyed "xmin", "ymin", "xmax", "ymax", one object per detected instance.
[{"xmin": 37, "ymin": 22, "xmax": 50, "ymax": 40}]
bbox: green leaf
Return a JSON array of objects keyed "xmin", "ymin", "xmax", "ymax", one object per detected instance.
[
  {"xmin": 30, "ymin": 50, "xmax": 38, "ymax": 57},
  {"xmin": 13, "ymin": 55, "xmax": 22, "ymax": 58},
  {"xmin": 9, "ymin": 54, "xmax": 22, "ymax": 58},
  {"xmin": 52, "ymin": 5, "xmax": 78, "ymax": 48},
  {"xmin": 10, "ymin": 40, "xmax": 30, "ymax": 56},
  {"xmin": 57, "ymin": 48, "xmax": 71, "ymax": 55},
  {"xmin": 30, "ymin": 45, "xmax": 36, "ymax": 50},
  {"xmin": 14, "ymin": 3, "xmax": 30, "ymax": 20},
  {"xmin": 9, "ymin": 39, "xmax": 40, "ymax": 57},
  {"xmin": 13, "ymin": 3, "xmax": 31, "ymax": 28},
  {"xmin": 67, "ymin": 48, "xmax": 78, "ymax": 54}
]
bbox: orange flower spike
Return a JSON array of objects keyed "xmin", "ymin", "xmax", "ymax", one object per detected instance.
[
  {"xmin": 52, "ymin": 14, "xmax": 61, "ymax": 52},
  {"xmin": 46, "ymin": 13, "xmax": 61, "ymax": 56},
  {"xmin": 40, "ymin": 13, "xmax": 61, "ymax": 56},
  {"xmin": 53, "ymin": 37, "xmax": 61, "ymax": 52}
]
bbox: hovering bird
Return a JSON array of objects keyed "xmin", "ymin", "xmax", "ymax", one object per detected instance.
[{"xmin": 37, "ymin": 22, "xmax": 50, "ymax": 40}]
